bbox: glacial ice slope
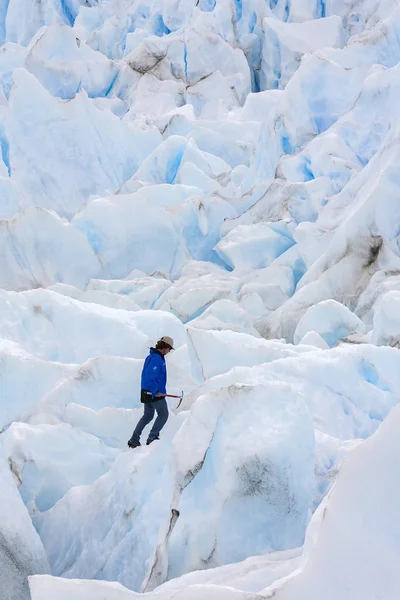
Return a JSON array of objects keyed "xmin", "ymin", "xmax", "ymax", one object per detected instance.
[
  {"xmin": 3, "ymin": 317, "xmax": 400, "ymax": 598},
  {"xmin": 0, "ymin": 444, "xmax": 50, "ymax": 600},
  {"xmin": 29, "ymin": 398, "xmax": 400, "ymax": 600},
  {"xmin": 0, "ymin": 0, "xmax": 400, "ymax": 599}
]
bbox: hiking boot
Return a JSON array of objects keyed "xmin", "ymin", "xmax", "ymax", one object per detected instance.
[
  {"xmin": 127, "ymin": 440, "xmax": 141, "ymax": 449},
  {"xmin": 146, "ymin": 437, "xmax": 159, "ymax": 445}
]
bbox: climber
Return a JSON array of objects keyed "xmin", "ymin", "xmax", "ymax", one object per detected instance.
[{"xmin": 127, "ymin": 336, "xmax": 174, "ymax": 448}]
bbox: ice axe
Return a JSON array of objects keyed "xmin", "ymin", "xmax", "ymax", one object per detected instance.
[{"xmin": 164, "ymin": 391, "xmax": 184, "ymax": 408}]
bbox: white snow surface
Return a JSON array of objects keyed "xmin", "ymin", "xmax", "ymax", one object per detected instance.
[{"xmin": 0, "ymin": 1, "xmax": 400, "ymax": 599}]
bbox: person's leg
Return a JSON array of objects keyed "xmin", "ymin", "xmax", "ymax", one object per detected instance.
[
  {"xmin": 147, "ymin": 399, "xmax": 169, "ymax": 442},
  {"xmin": 129, "ymin": 403, "xmax": 155, "ymax": 444}
]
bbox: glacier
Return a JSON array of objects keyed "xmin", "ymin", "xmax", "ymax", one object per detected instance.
[{"xmin": 0, "ymin": 0, "xmax": 400, "ymax": 599}]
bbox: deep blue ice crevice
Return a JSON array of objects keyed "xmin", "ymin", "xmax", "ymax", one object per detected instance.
[
  {"xmin": 165, "ymin": 147, "xmax": 185, "ymax": 184},
  {"xmin": 183, "ymin": 37, "xmax": 188, "ymax": 81},
  {"xmin": 268, "ymin": 0, "xmax": 290, "ymax": 22},
  {"xmin": 0, "ymin": 122, "xmax": 11, "ymax": 177},
  {"xmin": 184, "ymin": 300, "xmax": 216, "ymax": 323},
  {"xmin": 249, "ymin": 11, "xmax": 257, "ymax": 33},
  {"xmin": 198, "ymin": 0, "xmax": 216, "ymax": 12},
  {"xmin": 153, "ymin": 14, "xmax": 171, "ymax": 37},
  {"xmin": 247, "ymin": 24, "xmax": 263, "ymax": 93},
  {"xmin": 60, "ymin": 0, "xmax": 79, "ymax": 27},
  {"xmin": 208, "ymin": 249, "xmax": 234, "ymax": 271},
  {"xmin": 260, "ymin": 24, "xmax": 282, "ymax": 91},
  {"xmin": 291, "ymin": 253, "xmax": 307, "ymax": 289},
  {"xmin": 234, "ymin": 0, "xmax": 242, "ymax": 22},
  {"xmin": 77, "ymin": 73, "xmax": 84, "ymax": 89},
  {"xmin": 358, "ymin": 358, "xmax": 391, "ymax": 392},
  {"xmin": 279, "ymin": 127, "xmax": 293, "ymax": 155},
  {"xmin": 302, "ymin": 157, "xmax": 314, "ymax": 182},
  {"xmin": 268, "ymin": 221, "xmax": 295, "ymax": 243},
  {"xmin": 317, "ymin": 0, "xmax": 326, "ymax": 19},
  {"xmin": 75, "ymin": 219, "xmax": 104, "ymax": 255},
  {"xmin": 104, "ymin": 71, "xmax": 120, "ymax": 98},
  {"xmin": 284, "ymin": 0, "xmax": 290, "ymax": 21},
  {"xmin": 324, "ymin": 326, "xmax": 351, "ymax": 348}
]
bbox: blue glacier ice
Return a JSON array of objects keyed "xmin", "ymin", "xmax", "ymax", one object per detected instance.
[{"xmin": 0, "ymin": 1, "xmax": 399, "ymax": 600}]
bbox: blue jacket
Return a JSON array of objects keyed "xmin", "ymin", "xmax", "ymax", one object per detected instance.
[{"xmin": 141, "ymin": 348, "xmax": 167, "ymax": 398}]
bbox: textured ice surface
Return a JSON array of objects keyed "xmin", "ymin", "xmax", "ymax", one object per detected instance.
[
  {"xmin": 0, "ymin": 445, "xmax": 50, "ymax": 600},
  {"xmin": 293, "ymin": 299, "xmax": 366, "ymax": 347},
  {"xmin": 0, "ymin": 1, "xmax": 399, "ymax": 599},
  {"xmin": 263, "ymin": 403, "xmax": 400, "ymax": 600}
]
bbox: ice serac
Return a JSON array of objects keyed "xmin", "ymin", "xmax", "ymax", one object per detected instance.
[
  {"xmin": 261, "ymin": 16, "xmax": 345, "ymax": 90},
  {"xmin": 265, "ymin": 404, "xmax": 400, "ymax": 600},
  {"xmin": 35, "ymin": 380, "xmax": 313, "ymax": 592},
  {"xmin": 0, "ymin": 339, "xmax": 74, "ymax": 432},
  {"xmin": 153, "ymin": 261, "xmax": 238, "ymax": 322},
  {"xmin": 13, "ymin": 339, "xmax": 400, "ymax": 599},
  {"xmin": 0, "ymin": 444, "xmax": 50, "ymax": 600},
  {"xmin": 0, "ymin": 288, "xmax": 186, "ymax": 363},
  {"xmin": 28, "ymin": 402, "xmax": 400, "ymax": 595},
  {"xmin": 48, "ymin": 283, "xmax": 141, "ymax": 312},
  {"xmin": 187, "ymin": 343, "xmax": 400, "ymax": 443},
  {"xmin": 132, "ymin": 136, "xmax": 188, "ymax": 185},
  {"xmin": 293, "ymin": 299, "xmax": 366, "ymax": 347},
  {"xmin": 187, "ymin": 327, "xmax": 314, "ymax": 380},
  {"xmin": 2, "ymin": 421, "xmax": 119, "ymax": 516},
  {"xmin": 87, "ymin": 273, "xmax": 172, "ymax": 310},
  {"xmin": 72, "ymin": 191, "xmax": 189, "ymax": 279},
  {"xmin": 36, "ymin": 424, "xmax": 182, "ymax": 592},
  {"xmin": 25, "ymin": 23, "xmax": 119, "ymax": 100},
  {"xmin": 28, "ymin": 353, "xmax": 195, "ymax": 444},
  {"xmin": 124, "ymin": 20, "xmax": 251, "ymax": 118},
  {"xmin": 189, "ymin": 298, "xmax": 261, "ymax": 337},
  {"xmin": 0, "ymin": 207, "xmax": 102, "ymax": 290},
  {"xmin": 167, "ymin": 383, "xmax": 314, "ymax": 578},
  {"xmin": 215, "ymin": 222, "xmax": 295, "ymax": 271},
  {"xmin": 6, "ymin": 68, "xmax": 161, "ymax": 217},
  {"xmin": 372, "ymin": 290, "xmax": 400, "ymax": 347},
  {"xmin": 6, "ymin": 0, "xmax": 80, "ymax": 46},
  {"xmin": 265, "ymin": 114, "xmax": 400, "ymax": 341}
]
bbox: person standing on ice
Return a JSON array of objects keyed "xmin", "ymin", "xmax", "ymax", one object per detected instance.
[{"xmin": 127, "ymin": 336, "xmax": 174, "ymax": 448}]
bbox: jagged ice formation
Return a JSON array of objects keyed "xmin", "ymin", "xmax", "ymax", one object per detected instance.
[{"xmin": 0, "ymin": 1, "xmax": 400, "ymax": 599}]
